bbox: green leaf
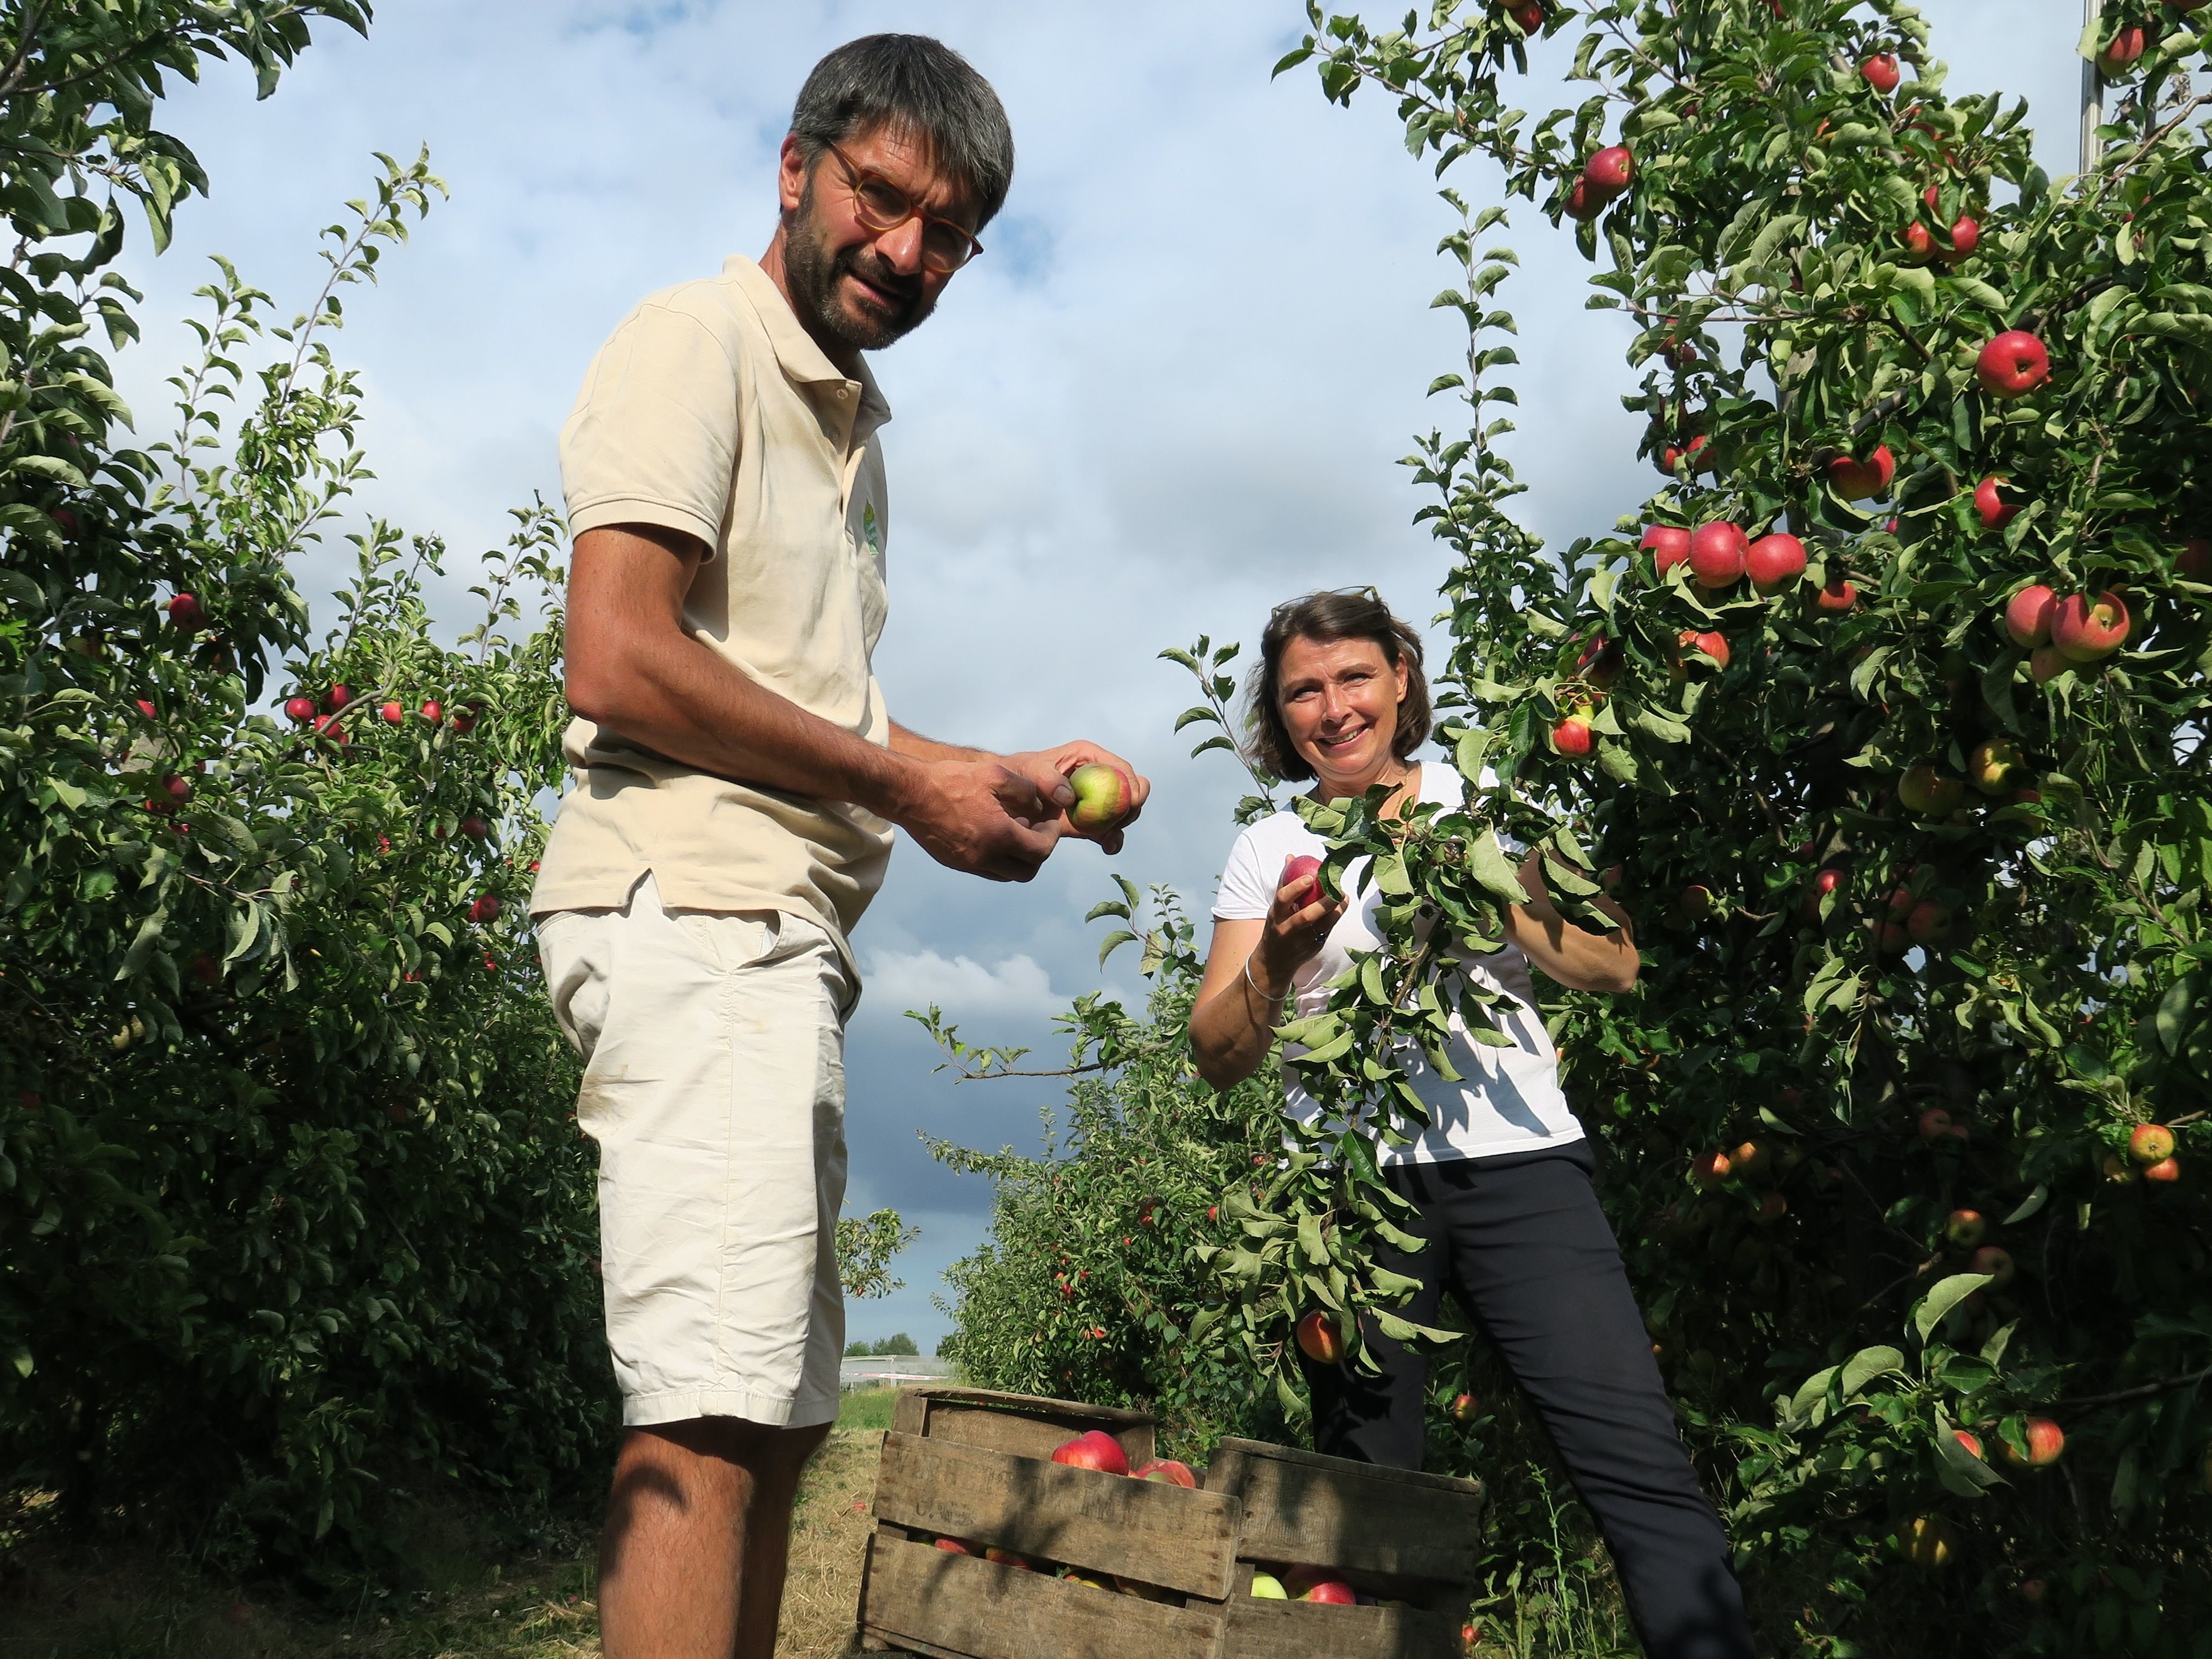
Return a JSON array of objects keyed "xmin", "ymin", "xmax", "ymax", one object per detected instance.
[
  {"xmin": 1096, "ymin": 929, "xmax": 1139, "ymax": 966},
  {"xmin": 1914, "ymin": 1274, "xmax": 1994, "ymax": 1344},
  {"xmin": 1788, "ymin": 1365, "xmax": 1839, "ymax": 1420},
  {"xmin": 1840, "ymin": 1344, "xmax": 1907, "ymax": 1395},
  {"xmin": 1467, "ymin": 831, "xmax": 1530, "ymax": 906},
  {"xmin": 2000, "ymin": 1184, "xmax": 2048, "ymax": 1227}
]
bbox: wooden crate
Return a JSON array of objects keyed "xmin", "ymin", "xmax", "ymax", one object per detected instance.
[
  {"xmin": 1207, "ymin": 1438, "xmax": 1486, "ymax": 1659},
  {"xmin": 854, "ymin": 1390, "xmax": 1486, "ymax": 1659}
]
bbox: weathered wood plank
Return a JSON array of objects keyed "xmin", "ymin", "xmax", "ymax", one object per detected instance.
[
  {"xmin": 859, "ymin": 1533, "xmax": 1225, "ymax": 1659},
  {"xmin": 871, "ymin": 1432, "xmax": 1241, "ymax": 1600},
  {"xmin": 1209, "ymin": 1439, "xmax": 1484, "ymax": 1584},
  {"xmin": 899, "ymin": 1387, "xmax": 1156, "ymax": 1468},
  {"xmin": 1220, "ymin": 1596, "xmax": 1462, "ymax": 1659}
]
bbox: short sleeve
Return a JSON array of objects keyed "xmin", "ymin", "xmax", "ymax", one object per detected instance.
[
  {"xmin": 1212, "ymin": 824, "xmax": 1278, "ymax": 921},
  {"xmin": 559, "ymin": 298, "xmax": 739, "ymax": 557}
]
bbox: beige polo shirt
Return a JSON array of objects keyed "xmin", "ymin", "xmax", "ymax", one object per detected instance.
[{"xmin": 529, "ymin": 255, "xmax": 895, "ymax": 963}]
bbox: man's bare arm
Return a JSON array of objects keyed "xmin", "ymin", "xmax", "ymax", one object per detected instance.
[{"xmin": 564, "ymin": 524, "xmax": 1060, "ymax": 882}]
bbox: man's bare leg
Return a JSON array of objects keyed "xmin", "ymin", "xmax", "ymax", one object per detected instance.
[{"xmin": 598, "ymin": 1417, "xmax": 831, "ymax": 1659}]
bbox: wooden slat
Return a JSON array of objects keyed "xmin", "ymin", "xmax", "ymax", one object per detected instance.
[
  {"xmin": 1220, "ymin": 1597, "xmax": 1461, "ymax": 1659},
  {"xmin": 859, "ymin": 1533, "xmax": 1226, "ymax": 1659},
  {"xmin": 871, "ymin": 1432, "xmax": 1241, "ymax": 1600},
  {"xmin": 1209, "ymin": 1439, "xmax": 1484, "ymax": 1585},
  {"xmin": 902, "ymin": 1387, "xmax": 1156, "ymax": 1469}
]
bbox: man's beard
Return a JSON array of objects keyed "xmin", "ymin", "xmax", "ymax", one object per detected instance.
[{"xmin": 782, "ymin": 180, "xmax": 935, "ymax": 354}]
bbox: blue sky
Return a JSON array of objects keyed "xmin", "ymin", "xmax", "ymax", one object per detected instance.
[{"xmin": 117, "ymin": 1, "xmax": 2091, "ymax": 1346}]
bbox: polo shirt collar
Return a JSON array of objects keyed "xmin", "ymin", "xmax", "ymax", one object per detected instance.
[{"xmin": 724, "ymin": 254, "xmax": 894, "ymax": 431}]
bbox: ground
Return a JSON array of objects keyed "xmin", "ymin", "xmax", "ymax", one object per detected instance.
[{"xmin": 0, "ymin": 1391, "xmax": 899, "ymax": 1659}]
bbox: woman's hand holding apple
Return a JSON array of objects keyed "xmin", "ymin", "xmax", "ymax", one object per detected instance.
[{"xmin": 1248, "ymin": 854, "xmax": 1342, "ymax": 997}]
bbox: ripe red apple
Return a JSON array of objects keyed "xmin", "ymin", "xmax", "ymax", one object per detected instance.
[
  {"xmin": 451, "ymin": 702, "xmax": 480, "ymax": 733},
  {"xmin": 986, "ymin": 1545, "xmax": 1039, "ymax": 1569},
  {"xmin": 322, "ymin": 684, "xmax": 352, "ymax": 713},
  {"xmin": 1917, "ymin": 1107, "xmax": 1957, "ymax": 1143},
  {"xmin": 1952, "ymin": 1429, "xmax": 1984, "ymax": 1460},
  {"xmin": 1575, "ymin": 631, "xmax": 1625, "ymax": 686},
  {"xmin": 1507, "ymin": 0, "xmax": 1546, "ymax": 29},
  {"xmin": 461, "ymin": 814, "xmax": 490, "ymax": 840},
  {"xmin": 1449, "ymin": 1391, "xmax": 1480, "ymax": 1424},
  {"xmin": 2050, "ymin": 591, "xmax": 2129, "ymax": 662},
  {"xmin": 1746, "ymin": 533, "xmax": 1806, "ymax": 591},
  {"xmin": 1859, "ymin": 53, "xmax": 1900, "ymax": 93},
  {"xmin": 1281, "ymin": 854, "xmax": 1324, "ymax": 911},
  {"xmin": 1730, "ymin": 1140, "xmax": 1770, "ymax": 1180},
  {"xmin": 1295, "ymin": 1309, "xmax": 1346, "ymax": 1365},
  {"xmin": 1827, "ymin": 445, "xmax": 1895, "ymax": 501},
  {"xmin": 1691, "ymin": 1149, "xmax": 1733, "ymax": 1189},
  {"xmin": 1974, "ymin": 475, "xmax": 2019, "ymax": 531},
  {"xmin": 2005, "ymin": 1417, "xmax": 2064, "ymax": 1468},
  {"xmin": 2144, "ymin": 1156, "xmax": 2181, "ymax": 1183},
  {"xmin": 282, "ymin": 694, "xmax": 316, "ymax": 723},
  {"xmin": 2130, "ymin": 1123, "xmax": 2175, "ymax": 1165},
  {"xmin": 2177, "ymin": 537, "xmax": 2212, "ymax": 580},
  {"xmin": 1815, "ymin": 575, "xmax": 1858, "ymax": 612},
  {"xmin": 1583, "ymin": 144, "xmax": 1635, "ymax": 200},
  {"xmin": 2027, "ymin": 645, "xmax": 2067, "ymax": 683},
  {"xmin": 1677, "ymin": 627, "xmax": 1729, "ymax": 670},
  {"xmin": 1901, "ymin": 221, "xmax": 1933, "ymax": 261},
  {"xmin": 167, "ymin": 592, "xmax": 206, "ymax": 630},
  {"xmin": 1068, "ymin": 762, "xmax": 1135, "ymax": 831},
  {"xmin": 1753, "ymin": 1191, "xmax": 1788, "ymax": 1225},
  {"xmin": 380, "ymin": 700, "xmax": 404, "ymax": 725},
  {"xmin": 1300, "ymin": 1579, "xmax": 1358, "ymax": 1605},
  {"xmin": 1135, "ymin": 1457, "xmax": 1198, "ymax": 1487},
  {"xmin": 155, "ymin": 773, "xmax": 191, "ymax": 811},
  {"xmin": 1551, "ymin": 714, "xmax": 1594, "ymax": 757},
  {"xmin": 1688, "ymin": 521, "xmax": 1749, "ymax": 588},
  {"xmin": 2003, "ymin": 584, "xmax": 2056, "ymax": 648},
  {"xmin": 2096, "ymin": 23, "xmax": 2147, "ymax": 73},
  {"xmin": 1642, "ymin": 524, "xmax": 1691, "ymax": 575},
  {"xmin": 1942, "ymin": 214, "xmax": 1980, "ymax": 260},
  {"xmin": 1907, "ymin": 899, "xmax": 1953, "ymax": 946},
  {"xmin": 1799, "ymin": 867, "xmax": 1843, "ymax": 923},
  {"xmin": 468, "ymin": 893, "xmax": 502, "ymax": 925},
  {"xmin": 1976, "ymin": 330, "xmax": 2050, "ymax": 398},
  {"xmin": 1657, "ymin": 433, "xmax": 1712, "ymax": 474},
  {"xmin": 419, "ymin": 699, "xmax": 444, "ymax": 725},
  {"xmin": 1051, "ymin": 1430, "xmax": 1131, "ymax": 1475},
  {"xmin": 1945, "ymin": 1209, "xmax": 1987, "ymax": 1248},
  {"xmin": 935, "ymin": 1536, "xmax": 977, "ymax": 1555},
  {"xmin": 1563, "ymin": 177, "xmax": 1598, "ymax": 221},
  {"xmin": 1971, "ymin": 1245, "xmax": 2015, "ymax": 1286}
]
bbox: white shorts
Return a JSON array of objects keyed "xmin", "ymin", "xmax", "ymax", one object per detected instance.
[{"xmin": 537, "ymin": 875, "xmax": 854, "ymax": 1430}]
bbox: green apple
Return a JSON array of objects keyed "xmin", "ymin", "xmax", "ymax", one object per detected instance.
[
  {"xmin": 1067, "ymin": 763, "xmax": 1134, "ymax": 831},
  {"xmin": 1249, "ymin": 1572, "xmax": 1289, "ymax": 1599}
]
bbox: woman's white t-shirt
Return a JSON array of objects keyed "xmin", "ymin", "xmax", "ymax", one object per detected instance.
[{"xmin": 1211, "ymin": 764, "xmax": 1586, "ymax": 1165}]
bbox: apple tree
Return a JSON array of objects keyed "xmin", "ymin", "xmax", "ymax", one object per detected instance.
[
  {"xmin": 1181, "ymin": 0, "xmax": 2212, "ymax": 1650},
  {"xmin": 0, "ymin": 3, "xmax": 618, "ymax": 1570}
]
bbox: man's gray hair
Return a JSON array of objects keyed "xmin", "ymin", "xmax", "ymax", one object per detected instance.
[{"xmin": 791, "ymin": 34, "xmax": 1015, "ymax": 229}]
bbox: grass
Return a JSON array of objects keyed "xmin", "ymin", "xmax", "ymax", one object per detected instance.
[{"xmin": 0, "ymin": 1424, "xmax": 887, "ymax": 1659}]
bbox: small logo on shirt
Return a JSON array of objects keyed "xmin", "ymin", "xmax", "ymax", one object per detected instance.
[{"xmin": 861, "ymin": 502, "xmax": 882, "ymax": 557}]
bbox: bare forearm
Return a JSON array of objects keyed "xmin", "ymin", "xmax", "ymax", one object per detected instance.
[
  {"xmin": 1501, "ymin": 904, "xmax": 1640, "ymax": 993},
  {"xmin": 890, "ymin": 723, "xmax": 987, "ymax": 765},
  {"xmin": 1190, "ymin": 965, "xmax": 1282, "ymax": 1089},
  {"xmin": 571, "ymin": 632, "xmax": 918, "ymax": 818}
]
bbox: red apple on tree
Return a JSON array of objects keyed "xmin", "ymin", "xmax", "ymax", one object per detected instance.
[
  {"xmin": 1551, "ymin": 710, "xmax": 1594, "ymax": 757},
  {"xmin": 1951, "ymin": 1429, "xmax": 1984, "ymax": 1459},
  {"xmin": 1799, "ymin": 867, "xmax": 1843, "ymax": 923},
  {"xmin": 2143, "ymin": 1156, "xmax": 2181, "ymax": 1183},
  {"xmin": 1691, "ymin": 1149, "xmax": 1733, "ymax": 1189},
  {"xmin": 1689, "ymin": 520, "xmax": 1749, "ymax": 588},
  {"xmin": 1051, "ymin": 1430, "xmax": 1131, "ymax": 1475},
  {"xmin": 1507, "ymin": 0, "xmax": 1546, "ymax": 30},
  {"xmin": 1900, "ymin": 221, "xmax": 1933, "ymax": 261},
  {"xmin": 1746, "ymin": 532, "xmax": 1806, "ymax": 591},
  {"xmin": 2096, "ymin": 23, "xmax": 2147, "ymax": 74},
  {"xmin": 1907, "ymin": 899, "xmax": 1953, "ymax": 946},
  {"xmin": 1942, "ymin": 214, "xmax": 1979, "ymax": 260},
  {"xmin": 419, "ymin": 699, "xmax": 444, "ymax": 725},
  {"xmin": 379, "ymin": 700, "xmax": 404, "ymax": 725},
  {"xmin": 1450, "ymin": 1391, "xmax": 1480, "ymax": 1424},
  {"xmin": 1563, "ymin": 177, "xmax": 1598, "ymax": 221},
  {"xmin": 1677, "ymin": 628, "xmax": 1729, "ymax": 670},
  {"xmin": 1974, "ymin": 475, "xmax": 2019, "ymax": 530},
  {"xmin": 1945, "ymin": 1208, "xmax": 1987, "ymax": 1248},
  {"xmin": 468, "ymin": 894, "xmax": 502, "ymax": 925},
  {"xmin": 167, "ymin": 592, "xmax": 206, "ymax": 630},
  {"xmin": 1642, "ymin": 524, "xmax": 1691, "ymax": 575},
  {"xmin": 2051, "ymin": 591, "xmax": 2129, "ymax": 662},
  {"xmin": 1976, "ymin": 330, "xmax": 2050, "ymax": 398},
  {"xmin": 2003, "ymin": 584, "xmax": 2056, "ymax": 646},
  {"xmin": 2005, "ymin": 1417, "xmax": 2064, "ymax": 1468},
  {"xmin": 1970, "ymin": 1245, "xmax": 2015, "ymax": 1286},
  {"xmin": 1859, "ymin": 53, "xmax": 1900, "ymax": 93},
  {"xmin": 1815, "ymin": 575, "xmax": 1858, "ymax": 612},
  {"xmin": 282, "ymin": 695, "xmax": 316, "ymax": 723},
  {"xmin": 1583, "ymin": 144, "xmax": 1634, "ymax": 201},
  {"xmin": 1296, "ymin": 1309, "xmax": 1346, "ymax": 1364},
  {"xmin": 1826, "ymin": 445, "xmax": 1894, "ymax": 501},
  {"xmin": 1917, "ymin": 1107, "xmax": 1957, "ymax": 1143},
  {"xmin": 2129, "ymin": 1123, "xmax": 2175, "ymax": 1165}
]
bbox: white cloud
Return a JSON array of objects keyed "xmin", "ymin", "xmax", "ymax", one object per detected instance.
[{"xmin": 859, "ymin": 947, "xmax": 1063, "ymax": 1023}]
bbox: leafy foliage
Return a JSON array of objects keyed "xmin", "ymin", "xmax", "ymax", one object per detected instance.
[
  {"xmin": 0, "ymin": 3, "xmax": 623, "ymax": 1573},
  {"xmin": 1230, "ymin": 0, "xmax": 2212, "ymax": 1651}
]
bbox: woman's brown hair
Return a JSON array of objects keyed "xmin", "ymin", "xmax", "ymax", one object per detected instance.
[{"xmin": 1241, "ymin": 588, "xmax": 1431, "ymax": 784}]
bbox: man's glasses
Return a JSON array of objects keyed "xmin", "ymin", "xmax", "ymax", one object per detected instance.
[{"xmin": 824, "ymin": 142, "xmax": 984, "ymax": 275}]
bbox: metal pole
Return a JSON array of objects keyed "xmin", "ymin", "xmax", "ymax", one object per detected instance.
[{"xmin": 2081, "ymin": 0, "xmax": 2105, "ymax": 172}]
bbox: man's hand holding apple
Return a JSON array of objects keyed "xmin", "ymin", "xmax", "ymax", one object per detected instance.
[{"xmin": 1004, "ymin": 740, "xmax": 1151, "ymax": 854}]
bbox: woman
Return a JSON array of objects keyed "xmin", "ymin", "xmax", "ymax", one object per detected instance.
[{"xmin": 1188, "ymin": 590, "xmax": 1756, "ymax": 1659}]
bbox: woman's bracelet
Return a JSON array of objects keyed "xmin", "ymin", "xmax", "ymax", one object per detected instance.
[{"xmin": 1243, "ymin": 953, "xmax": 1286, "ymax": 1007}]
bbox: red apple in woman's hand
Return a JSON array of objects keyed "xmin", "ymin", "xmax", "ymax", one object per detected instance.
[{"xmin": 1281, "ymin": 855, "xmax": 1324, "ymax": 911}]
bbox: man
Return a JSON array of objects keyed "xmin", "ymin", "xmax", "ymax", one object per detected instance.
[{"xmin": 531, "ymin": 35, "xmax": 1147, "ymax": 1659}]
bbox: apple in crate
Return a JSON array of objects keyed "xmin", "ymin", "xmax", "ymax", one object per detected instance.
[
  {"xmin": 1249, "ymin": 1572, "xmax": 1289, "ymax": 1599},
  {"xmin": 1050, "ymin": 1430, "xmax": 1130, "ymax": 1475},
  {"xmin": 1134, "ymin": 1457, "xmax": 1198, "ymax": 1487}
]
